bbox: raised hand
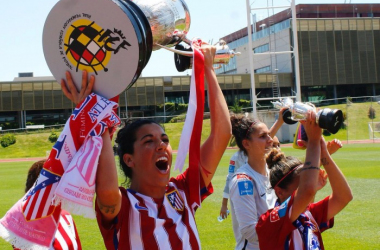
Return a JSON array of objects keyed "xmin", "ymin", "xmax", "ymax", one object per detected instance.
[
  {"xmin": 61, "ymin": 70, "xmax": 94, "ymax": 105},
  {"xmin": 327, "ymin": 139, "xmax": 343, "ymax": 155}
]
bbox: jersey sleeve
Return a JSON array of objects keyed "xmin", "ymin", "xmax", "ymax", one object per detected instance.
[
  {"xmin": 222, "ymin": 155, "xmax": 239, "ymax": 199},
  {"xmin": 308, "ymin": 196, "xmax": 334, "ymax": 233},
  {"xmin": 256, "ymin": 195, "xmax": 297, "ymax": 250},
  {"xmin": 229, "ymin": 173, "xmax": 261, "ymax": 244},
  {"xmin": 172, "ymin": 168, "xmax": 213, "ymax": 212}
]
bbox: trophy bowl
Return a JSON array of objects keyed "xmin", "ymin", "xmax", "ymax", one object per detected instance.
[
  {"xmin": 272, "ymin": 98, "xmax": 344, "ymax": 134},
  {"xmin": 132, "ymin": 0, "xmax": 191, "ymax": 51}
]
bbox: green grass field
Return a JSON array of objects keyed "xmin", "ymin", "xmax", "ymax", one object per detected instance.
[{"xmin": 1, "ymin": 143, "xmax": 379, "ymax": 249}]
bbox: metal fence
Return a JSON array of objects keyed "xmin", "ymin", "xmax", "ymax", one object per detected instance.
[
  {"xmin": 307, "ymin": 96, "xmax": 380, "ymax": 142},
  {"xmin": 1, "ymin": 96, "xmax": 379, "ymax": 142}
]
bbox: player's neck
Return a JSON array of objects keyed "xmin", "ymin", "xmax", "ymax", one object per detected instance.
[{"xmin": 247, "ymin": 158, "xmax": 267, "ymax": 176}]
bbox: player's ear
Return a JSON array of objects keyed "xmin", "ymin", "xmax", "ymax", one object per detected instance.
[
  {"xmin": 123, "ymin": 154, "xmax": 135, "ymax": 168},
  {"xmin": 242, "ymin": 139, "xmax": 250, "ymax": 152}
]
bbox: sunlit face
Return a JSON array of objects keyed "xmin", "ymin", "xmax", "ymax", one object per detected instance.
[
  {"xmin": 125, "ymin": 123, "xmax": 173, "ymax": 193},
  {"xmin": 277, "ymin": 173, "xmax": 300, "ymax": 203},
  {"xmin": 272, "ymin": 136, "xmax": 280, "ymax": 149},
  {"xmin": 244, "ymin": 123, "xmax": 273, "ymax": 158}
]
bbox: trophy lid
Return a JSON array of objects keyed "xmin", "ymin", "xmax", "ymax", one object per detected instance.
[{"xmin": 43, "ymin": 0, "xmax": 148, "ymax": 98}]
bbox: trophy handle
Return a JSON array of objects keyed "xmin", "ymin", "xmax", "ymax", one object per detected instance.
[
  {"xmin": 156, "ymin": 41, "xmax": 241, "ymax": 65},
  {"xmin": 155, "ymin": 43, "xmax": 193, "ymax": 57}
]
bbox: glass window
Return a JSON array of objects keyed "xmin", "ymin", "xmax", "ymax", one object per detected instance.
[
  {"xmin": 308, "ymin": 20, "xmax": 317, "ymax": 31},
  {"xmin": 11, "ymin": 83, "xmax": 22, "ymax": 91},
  {"xmin": 357, "ymin": 20, "xmax": 365, "ymax": 30},
  {"xmin": 1, "ymin": 84, "xmax": 10, "ymax": 91},
  {"xmin": 364, "ymin": 19, "xmax": 373, "ymax": 31},
  {"xmin": 172, "ymin": 78, "xmax": 181, "ymax": 86},
  {"xmin": 316, "ymin": 20, "xmax": 325, "ymax": 31},
  {"xmin": 136, "ymin": 79, "xmax": 145, "ymax": 87},
  {"xmin": 254, "ymin": 66, "xmax": 271, "ymax": 73},
  {"xmin": 341, "ymin": 19, "xmax": 349, "ymax": 30},
  {"xmin": 52, "ymin": 82, "xmax": 61, "ymax": 90},
  {"xmin": 372, "ymin": 19, "xmax": 379, "ymax": 30},
  {"xmin": 233, "ymin": 75, "xmax": 242, "ymax": 84},
  {"xmin": 2, "ymin": 91, "xmax": 11, "ymax": 110},
  {"xmin": 44, "ymin": 90, "xmax": 53, "ymax": 109},
  {"xmin": 325, "ymin": 20, "xmax": 333, "ymax": 31},
  {"xmin": 23, "ymin": 83, "xmax": 33, "ymax": 91},
  {"xmin": 145, "ymin": 79, "xmax": 154, "ymax": 86},
  {"xmin": 43, "ymin": 82, "xmax": 53, "ymax": 90},
  {"xmin": 253, "ymin": 43, "xmax": 269, "ymax": 53},
  {"xmin": 155, "ymin": 78, "xmax": 163, "ymax": 86},
  {"xmin": 34, "ymin": 83, "xmax": 42, "ymax": 90},
  {"xmin": 12, "ymin": 91, "xmax": 22, "ymax": 110},
  {"xmin": 333, "ymin": 19, "xmax": 342, "ymax": 30},
  {"xmin": 181, "ymin": 77, "xmax": 190, "ymax": 86},
  {"xmin": 349, "ymin": 19, "xmax": 357, "ymax": 30}
]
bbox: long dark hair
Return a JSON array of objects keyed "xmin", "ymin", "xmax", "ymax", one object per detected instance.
[
  {"xmin": 115, "ymin": 119, "xmax": 163, "ymax": 187},
  {"xmin": 25, "ymin": 159, "xmax": 46, "ymax": 193}
]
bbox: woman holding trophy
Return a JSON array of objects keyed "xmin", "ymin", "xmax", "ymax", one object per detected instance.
[
  {"xmin": 256, "ymin": 111, "xmax": 352, "ymax": 250},
  {"xmin": 62, "ymin": 43, "xmax": 231, "ymax": 250}
]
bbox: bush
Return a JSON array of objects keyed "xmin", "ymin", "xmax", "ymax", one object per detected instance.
[
  {"xmin": 239, "ymin": 99, "xmax": 251, "ymax": 107},
  {"xmin": 0, "ymin": 133, "xmax": 16, "ymax": 148},
  {"xmin": 48, "ymin": 132, "xmax": 58, "ymax": 143},
  {"xmin": 169, "ymin": 114, "xmax": 186, "ymax": 123},
  {"xmin": 368, "ymin": 107, "xmax": 376, "ymax": 119},
  {"xmin": 176, "ymin": 103, "xmax": 188, "ymax": 111}
]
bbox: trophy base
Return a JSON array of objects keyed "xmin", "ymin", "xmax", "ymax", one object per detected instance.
[{"xmin": 318, "ymin": 108, "xmax": 343, "ymax": 134}]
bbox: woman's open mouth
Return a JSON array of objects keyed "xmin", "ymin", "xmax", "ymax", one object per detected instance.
[{"xmin": 156, "ymin": 156, "xmax": 169, "ymax": 173}]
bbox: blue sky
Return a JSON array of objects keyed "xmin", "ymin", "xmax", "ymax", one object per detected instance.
[{"xmin": 0, "ymin": 0, "xmax": 375, "ymax": 81}]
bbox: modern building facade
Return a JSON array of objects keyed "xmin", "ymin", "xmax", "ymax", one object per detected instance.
[
  {"xmin": 0, "ymin": 3, "xmax": 379, "ymax": 130},
  {"xmin": 0, "ymin": 73, "xmax": 252, "ymax": 129},
  {"xmin": 216, "ymin": 3, "xmax": 380, "ymax": 103}
]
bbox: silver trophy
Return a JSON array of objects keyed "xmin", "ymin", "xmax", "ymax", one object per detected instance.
[
  {"xmin": 272, "ymin": 98, "xmax": 343, "ymax": 134},
  {"xmin": 126, "ymin": 0, "xmax": 240, "ymax": 72}
]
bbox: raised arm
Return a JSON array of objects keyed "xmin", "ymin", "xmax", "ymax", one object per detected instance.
[
  {"xmin": 320, "ymin": 138, "xmax": 353, "ymax": 221},
  {"xmin": 269, "ymin": 107, "xmax": 285, "ymax": 138},
  {"xmin": 290, "ymin": 111, "xmax": 321, "ymax": 222},
  {"xmin": 61, "ymin": 71, "xmax": 121, "ymax": 226},
  {"xmin": 96, "ymin": 131, "xmax": 122, "ymax": 226},
  {"xmin": 199, "ymin": 44, "xmax": 232, "ymax": 186}
]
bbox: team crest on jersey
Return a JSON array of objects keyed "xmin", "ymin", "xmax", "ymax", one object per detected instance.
[
  {"xmin": 228, "ymin": 164, "xmax": 235, "ymax": 173},
  {"xmin": 236, "ymin": 174, "xmax": 253, "ymax": 196},
  {"xmin": 270, "ymin": 197, "xmax": 289, "ymax": 222},
  {"xmin": 166, "ymin": 190, "xmax": 184, "ymax": 212}
]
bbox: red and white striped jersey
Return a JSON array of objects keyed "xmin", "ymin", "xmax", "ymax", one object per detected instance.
[
  {"xmin": 52, "ymin": 210, "xmax": 82, "ymax": 250},
  {"xmin": 96, "ymin": 169, "xmax": 213, "ymax": 250},
  {"xmin": 13, "ymin": 210, "xmax": 81, "ymax": 250}
]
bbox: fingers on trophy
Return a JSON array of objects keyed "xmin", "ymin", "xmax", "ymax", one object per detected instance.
[{"xmin": 272, "ymin": 98, "xmax": 344, "ymax": 134}]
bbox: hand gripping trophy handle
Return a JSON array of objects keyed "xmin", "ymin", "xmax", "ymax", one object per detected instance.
[
  {"xmin": 272, "ymin": 98, "xmax": 344, "ymax": 134},
  {"xmin": 156, "ymin": 39, "xmax": 241, "ymax": 72}
]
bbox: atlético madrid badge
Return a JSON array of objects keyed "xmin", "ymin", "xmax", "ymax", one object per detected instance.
[{"xmin": 43, "ymin": 0, "xmax": 152, "ymax": 98}]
